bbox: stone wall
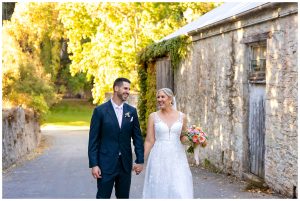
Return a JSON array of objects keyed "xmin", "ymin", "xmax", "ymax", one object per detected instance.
[
  {"xmin": 264, "ymin": 9, "xmax": 298, "ymax": 197},
  {"xmin": 2, "ymin": 107, "xmax": 41, "ymax": 169},
  {"xmin": 171, "ymin": 3, "xmax": 297, "ymax": 197}
]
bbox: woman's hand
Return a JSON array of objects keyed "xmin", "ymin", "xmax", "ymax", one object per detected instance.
[{"xmin": 180, "ymin": 135, "xmax": 190, "ymax": 145}]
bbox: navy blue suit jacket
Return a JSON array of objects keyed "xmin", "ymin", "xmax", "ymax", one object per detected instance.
[{"xmin": 88, "ymin": 100, "xmax": 144, "ymax": 174}]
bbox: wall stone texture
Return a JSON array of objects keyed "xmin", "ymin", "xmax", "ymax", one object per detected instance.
[
  {"xmin": 2, "ymin": 107, "xmax": 41, "ymax": 169},
  {"xmin": 171, "ymin": 3, "xmax": 297, "ymax": 197}
]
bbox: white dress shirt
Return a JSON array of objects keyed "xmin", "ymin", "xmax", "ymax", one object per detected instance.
[{"xmin": 111, "ymin": 99, "xmax": 124, "ymax": 128}]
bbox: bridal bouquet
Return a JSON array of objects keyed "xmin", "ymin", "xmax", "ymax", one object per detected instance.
[{"xmin": 183, "ymin": 125, "xmax": 208, "ymax": 153}]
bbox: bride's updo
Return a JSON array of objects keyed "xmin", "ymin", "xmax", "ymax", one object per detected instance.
[
  {"xmin": 157, "ymin": 88, "xmax": 177, "ymax": 110},
  {"xmin": 157, "ymin": 88, "xmax": 174, "ymax": 98}
]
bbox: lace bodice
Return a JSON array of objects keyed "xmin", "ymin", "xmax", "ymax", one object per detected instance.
[{"xmin": 153, "ymin": 111, "xmax": 183, "ymax": 141}]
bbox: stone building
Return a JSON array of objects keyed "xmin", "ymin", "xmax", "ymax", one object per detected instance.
[{"xmin": 154, "ymin": 2, "xmax": 297, "ymax": 198}]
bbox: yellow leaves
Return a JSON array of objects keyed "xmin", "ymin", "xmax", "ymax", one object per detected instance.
[
  {"xmin": 56, "ymin": 2, "xmax": 217, "ymax": 104},
  {"xmin": 2, "ymin": 25, "xmax": 30, "ymax": 81},
  {"xmin": 2, "ymin": 2, "xmax": 62, "ymax": 116}
]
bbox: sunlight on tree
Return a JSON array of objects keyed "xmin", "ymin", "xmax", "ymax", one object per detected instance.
[
  {"xmin": 2, "ymin": 2, "xmax": 63, "ymax": 117},
  {"xmin": 2, "ymin": 2, "xmax": 218, "ymax": 110},
  {"xmin": 57, "ymin": 2, "xmax": 217, "ymax": 104}
]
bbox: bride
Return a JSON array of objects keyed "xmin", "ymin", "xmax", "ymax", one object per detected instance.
[{"xmin": 142, "ymin": 88, "xmax": 193, "ymax": 199}]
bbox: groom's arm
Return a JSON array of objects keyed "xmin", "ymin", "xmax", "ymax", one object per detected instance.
[
  {"xmin": 131, "ymin": 108, "xmax": 144, "ymax": 164},
  {"xmin": 88, "ymin": 107, "xmax": 101, "ymax": 168}
]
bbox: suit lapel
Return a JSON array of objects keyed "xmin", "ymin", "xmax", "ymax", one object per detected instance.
[
  {"xmin": 121, "ymin": 104, "xmax": 129, "ymax": 130},
  {"xmin": 106, "ymin": 100, "xmax": 121, "ymax": 130}
]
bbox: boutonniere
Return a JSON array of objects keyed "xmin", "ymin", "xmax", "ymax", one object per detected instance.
[{"xmin": 125, "ymin": 112, "xmax": 131, "ymax": 118}]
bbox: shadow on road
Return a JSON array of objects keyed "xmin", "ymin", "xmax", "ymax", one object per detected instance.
[{"xmin": 3, "ymin": 126, "xmax": 284, "ymax": 199}]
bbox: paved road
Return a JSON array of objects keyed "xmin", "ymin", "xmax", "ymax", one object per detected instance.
[{"xmin": 3, "ymin": 128, "xmax": 283, "ymax": 199}]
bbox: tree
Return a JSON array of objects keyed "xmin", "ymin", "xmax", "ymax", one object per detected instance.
[
  {"xmin": 58, "ymin": 2, "xmax": 217, "ymax": 104},
  {"xmin": 2, "ymin": 2, "xmax": 16, "ymax": 21},
  {"xmin": 2, "ymin": 2, "xmax": 63, "ymax": 117},
  {"xmin": 2, "ymin": 2, "xmax": 218, "ymax": 113}
]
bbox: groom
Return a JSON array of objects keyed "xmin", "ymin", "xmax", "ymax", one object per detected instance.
[{"xmin": 88, "ymin": 77, "xmax": 144, "ymax": 199}]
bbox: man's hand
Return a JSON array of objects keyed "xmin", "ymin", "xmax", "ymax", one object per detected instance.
[
  {"xmin": 91, "ymin": 166, "xmax": 102, "ymax": 179},
  {"xmin": 133, "ymin": 164, "xmax": 143, "ymax": 175}
]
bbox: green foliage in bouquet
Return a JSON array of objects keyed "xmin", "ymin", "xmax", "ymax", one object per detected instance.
[{"xmin": 187, "ymin": 145, "xmax": 194, "ymax": 153}]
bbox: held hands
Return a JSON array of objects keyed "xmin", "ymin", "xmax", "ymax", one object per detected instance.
[
  {"xmin": 133, "ymin": 164, "xmax": 143, "ymax": 175},
  {"xmin": 91, "ymin": 166, "xmax": 102, "ymax": 179}
]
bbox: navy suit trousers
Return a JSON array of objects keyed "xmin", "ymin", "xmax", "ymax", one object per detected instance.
[{"xmin": 96, "ymin": 155, "xmax": 131, "ymax": 199}]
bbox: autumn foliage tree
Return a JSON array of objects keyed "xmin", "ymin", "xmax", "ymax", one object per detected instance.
[
  {"xmin": 2, "ymin": 3, "xmax": 63, "ymax": 116},
  {"xmin": 2, "ymin": 2, "xmax": 217, "ymax": 116},
  {"xmin": 57, "ymin": 2, "xmax": 217, "ymax": 104}
]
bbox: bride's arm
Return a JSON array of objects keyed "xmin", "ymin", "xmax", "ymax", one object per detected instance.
[
  {"xmin": 144, "ymin": 113, "xmax": 155, "ymax": 160},
  {"xmin": 180, "ymin": 113, "xmax": 189, "ymax": 143}
]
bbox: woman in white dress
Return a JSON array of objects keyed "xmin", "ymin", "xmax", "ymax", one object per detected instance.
[{"xmin": 142, "ymin": 88, "xmax": 193, "ymax": 199}]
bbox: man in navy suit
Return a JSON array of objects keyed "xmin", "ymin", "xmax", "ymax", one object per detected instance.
[{"xmin": 88, "ymin": 77, "xmax": 144, "ymax": 199}]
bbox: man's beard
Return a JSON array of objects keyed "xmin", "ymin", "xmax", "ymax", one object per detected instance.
[{"xmin": 117, "ymin": 92, "xmax": 129, "ymax": 102}]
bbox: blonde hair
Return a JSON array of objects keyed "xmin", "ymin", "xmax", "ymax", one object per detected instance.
[
  {"xmin": 157, "ymin": 88, "xmax": 174, "ymax": 98},
  {"xmin": 157, "ymin": 88, "xmax": 176, "ymax": 110}
]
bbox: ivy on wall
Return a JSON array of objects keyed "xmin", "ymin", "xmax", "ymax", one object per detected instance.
[
  {"xmin": 137, "ymin": 35, "xmax": 190, "ymax": 70},
  {"xmin": 137, "ymin": 35, "xmax": 190, "ymax": 137},
  {"xmin": 137, "ymin": 63, "xmax": 157, "ymax": 137}
]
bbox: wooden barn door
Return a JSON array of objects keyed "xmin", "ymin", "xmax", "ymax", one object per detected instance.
[
  {"xmin": 248, "ymin": 84, "xmax": 266, "ymax": 178},
  {"xmin": 155, "ymin": 57, "xmax": 174, "ymax": 91}
]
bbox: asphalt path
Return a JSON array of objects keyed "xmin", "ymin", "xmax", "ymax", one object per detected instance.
[{"xmin": 2, "ymin": 127, "xmax": 283, "ymax": 199}]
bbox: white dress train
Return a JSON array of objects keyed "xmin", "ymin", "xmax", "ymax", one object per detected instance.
[{"xmin": 142, "ymin": 112, "xmax": 193, "ymax": 199}]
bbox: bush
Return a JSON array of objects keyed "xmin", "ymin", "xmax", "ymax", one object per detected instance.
[{"xmin": 2, "ymin": 20, "xmax": 59, "ymax": 121}]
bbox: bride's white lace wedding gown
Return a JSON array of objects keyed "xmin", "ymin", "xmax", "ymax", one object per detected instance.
[{"xmin": 142, "ymin": 112, "xmax": 193, "ymax": 199}]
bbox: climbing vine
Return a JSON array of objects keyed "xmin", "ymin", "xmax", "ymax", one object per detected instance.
[
  {"xmin": 137, "ymin": 63, "xmax": 157, "ymax": 137},
  {"xmin": 137, "ymin": 35, "xmax": 190, "ymax": 70},
  {"xmin": 137, "ymin": 35, "xmax": 190, "ymax": 136}
]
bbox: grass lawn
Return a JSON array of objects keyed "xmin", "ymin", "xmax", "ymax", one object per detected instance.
[{"xmin": 42, "ymin": 99, "xmax": 96, "ymax": 127}]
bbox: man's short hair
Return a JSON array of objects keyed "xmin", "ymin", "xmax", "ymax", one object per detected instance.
[{"xmin": 113, "ymin": 77, "xmax": 131, "ymax": 90}]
